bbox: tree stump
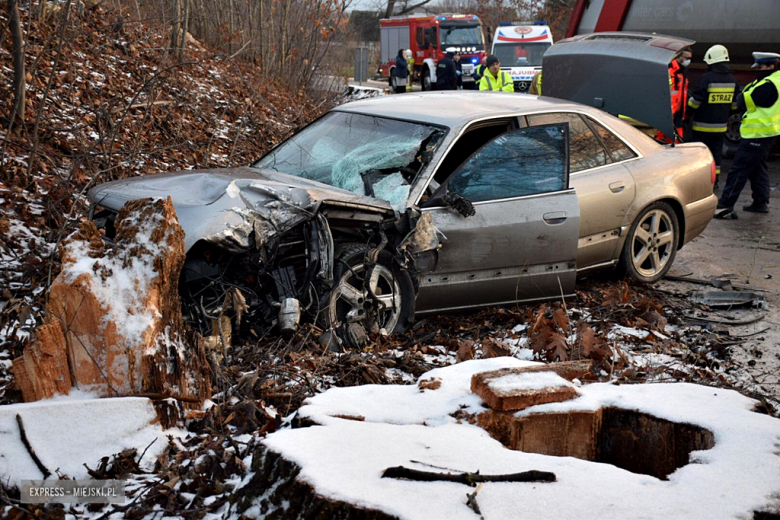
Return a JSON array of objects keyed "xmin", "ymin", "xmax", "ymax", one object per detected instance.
[{"xmin": 12, "ymin": 198, "xmax": 210, "ymax": 425}]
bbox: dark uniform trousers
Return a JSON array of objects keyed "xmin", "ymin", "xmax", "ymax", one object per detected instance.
[
  {"xmin": 692, "ymin": 130, "xmax": 724, "ymax": 175},
  {"xmin": 719, "ymin": 136, "xmax": 777, "ymax": 208}
]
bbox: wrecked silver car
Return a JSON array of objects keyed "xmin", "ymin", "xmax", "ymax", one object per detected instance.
[{"xmin": 89, "ymin": 81, "xmax": 717, "ymax": 344}]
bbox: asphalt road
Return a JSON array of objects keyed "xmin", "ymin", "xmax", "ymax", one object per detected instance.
[{"xmin": 666, "ymin": 153, "xmax": 780, "ymax": 402}]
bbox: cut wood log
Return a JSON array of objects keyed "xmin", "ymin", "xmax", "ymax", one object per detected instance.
[
  {"xmin": 470, "ymin": 361, "xmax": 592, "ymax": 412},
  {"xmin": 12, "ymin": 198, "xmax": 210, "ymax": 425}
]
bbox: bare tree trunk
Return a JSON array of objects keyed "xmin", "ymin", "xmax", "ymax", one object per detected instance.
[
  {"xmin": 279, "ymin": 0, "xmax": 291, "ymax": 70},
  {"xmin": 258, "ymin": 0, "xmax": 265, "ymax": 71},
  {"xmin": 170, "ymin": 0, "xmax": 182, "ymax": 58},
  {"xmin": 385, "ymin": 0, "xmax": 396, "ymax": 18},
  {"xmin": 178, "ymin": 0, "xmax": 189, "ymax": 59},
  {"xmin": 8, "ymin": 0, "xmax": 26, "ymax": 127}
]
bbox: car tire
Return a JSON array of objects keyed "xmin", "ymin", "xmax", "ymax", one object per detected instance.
[
  {"xmin": 617, "ymin": 202, "xmax": 679, "ymax": 283},
  {"xmin": 422, "ymin": 68, "xmax": 432, "ymax": 91},
  {"xmin": 323, "ymin": 243, "xmax": 415, "ymax": 345}
]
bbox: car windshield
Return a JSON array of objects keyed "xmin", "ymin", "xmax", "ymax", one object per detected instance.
[
  {"xmin": 493, "ymin": 42, "xmax": 550, "ymax": 67},
  {"xmin": 253, "ymin": 112, "xmax": 443, "ymax": 210},
  {"xmin": 440, "ymin": 25, "xmax": 483, "ymax": 46}
]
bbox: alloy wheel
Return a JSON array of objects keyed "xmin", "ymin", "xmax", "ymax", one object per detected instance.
[
  {"xmin": 327, "ymin": 263, "xmax": 402, "ymax": 334},
  {"xmin": 630, "ymin": 209, "xmax": 675, "ymax": 279}
]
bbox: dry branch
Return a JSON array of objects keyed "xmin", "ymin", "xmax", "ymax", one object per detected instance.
[{"xmin": 381, "ymin": 466, "xmax": 556, "ymax": 485}]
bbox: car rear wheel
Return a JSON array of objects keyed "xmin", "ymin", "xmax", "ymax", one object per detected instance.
[
  {"xmin": 324, "ymin": 243, "xmax": 415, "ymax": 346},
  {"xmin": 618, "ymin": 202, "xmax": 679, "ymax": 283}
]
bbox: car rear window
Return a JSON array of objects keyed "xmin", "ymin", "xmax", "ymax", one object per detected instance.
[{"xmin": 587, "ymin": 119, "xmax": 638, "ymax": 163}]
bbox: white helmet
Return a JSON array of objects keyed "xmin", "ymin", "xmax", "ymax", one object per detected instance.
[
  {"xmin": 704, "ymin": 44, "xmax": 729, "ymax": 65},
  {"xmin": 404, "ymin": 49, "xmax": 413, "ymax": 60}
]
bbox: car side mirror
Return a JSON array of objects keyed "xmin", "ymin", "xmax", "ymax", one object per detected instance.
[{"xmin": 442, "ymin": 193, "xmax": 475, "ymax": 218}]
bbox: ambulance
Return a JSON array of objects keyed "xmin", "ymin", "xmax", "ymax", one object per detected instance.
[{"xmin": 491, "ymin": 22, "xmax": 553, "ymax": 92}]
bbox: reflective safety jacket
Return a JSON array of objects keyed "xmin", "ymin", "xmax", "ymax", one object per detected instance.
[
  {"xmin": 479, "ymin": 69, "xmax": 514, "ymax": 92},
  {"xmin": 530, "ymin": 71, "xmax": 542, "ymax": 95},
  {"xmin": 740, "ymin": 70, "xmax": 780, "ymax": 139},
  {"xmin": 687, "ymin": 63, "xmax": 740, "ymax": 133}
]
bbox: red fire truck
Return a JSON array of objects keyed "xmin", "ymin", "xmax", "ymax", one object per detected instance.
[{"xmin": 379, "ymin": 14, "xmax": 487, "ymax": 91}]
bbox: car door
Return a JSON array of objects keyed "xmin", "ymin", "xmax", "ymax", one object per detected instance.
[
  {"xmin": 526, "ymin": 112, "xmax": 638, "ymax": 270},
  {"xmin": 415, "ymin": 123, "xmax": 580, "ymax": 313}
]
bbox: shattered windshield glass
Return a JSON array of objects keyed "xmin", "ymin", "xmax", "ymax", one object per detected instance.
[{"xmin": 253, "ymin": 112, "xmax": 443, "ymax": 210}]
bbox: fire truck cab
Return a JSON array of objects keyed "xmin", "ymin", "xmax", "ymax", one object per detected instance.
[
  {"xmin": 380, "ymin": 14, "xmax": 487, "ymax": 91},
  {"xmin": 491, "ymin": 22, "xmax": 553, "ymax": 93}
]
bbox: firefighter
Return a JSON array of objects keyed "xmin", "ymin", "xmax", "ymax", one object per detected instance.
[
  {"xmin": 687, "ymin": 44, "xmax": 740, "ymax": 188},
  {"xmin": 716, "ymin": 52, "xmax": 780, "ymax": 218},
  {"xmin": 405, "ymin": 49, "xmax": 414, "ymax": 92},
  {"xmin": 479, "ymin": 55, "xmax": 513, "ymax": 92},
  {"xmin": 436, "ymin": 48, "xmax": 458, "ymax": 91}
]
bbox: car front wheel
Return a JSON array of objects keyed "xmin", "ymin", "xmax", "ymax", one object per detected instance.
[
  {"xmin": 618, "ymin": 202, "xmax": 679, "ymax": 283},
  {"xmin": 422, "ymin": 68, "xmax": 432, "ymax": 91},
  {"xmin": 324, "ymin": 244, "xmax": 415, "ymax": 346}
]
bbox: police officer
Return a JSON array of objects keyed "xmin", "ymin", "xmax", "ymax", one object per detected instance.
[
  {"xmin": 436, "ymin": 48, "xmax": 458, "ymax": 91},
  {"xmin": 717, "ymin": 52, "xmax": 780, "ymax": 218},
  {"xmin": 454, "ymin": 53, "xmax": 463, "ymax": 89},
  {"xmin": 479, "ymin": 55, "xmax": 513, "ymax": 92},
  {"xmin": 687, "ymin": 44, "xmax": 740, "ymax": 188}
]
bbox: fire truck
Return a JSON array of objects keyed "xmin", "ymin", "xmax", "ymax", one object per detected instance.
[
  {"xmin": 379, "ymin": 14, "xmax": 487, "ymax": 91},
  {"xmin": 491, "ymin": 22, "xmax": 554, "ymax": 93}
]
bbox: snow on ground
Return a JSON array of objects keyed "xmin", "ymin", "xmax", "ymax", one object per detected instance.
[
  {"xmin": 262, "ymin": 358, "xmax": 780, "ymax": 520},
  {"xmin": 0, "ymin": 395, "xmax": 175, "ymax": 487}
]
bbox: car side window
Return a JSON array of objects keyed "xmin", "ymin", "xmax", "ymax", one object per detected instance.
[
  {"xmin": 587, "ymin": 118, "xmax": 638, "ymax": 163},
  {"xmin": 527, "ymin": 113, "xmax": 608, "ymax": 173},
  {"xmin": 442, "ymin": 124, "xmax": 568, "ymax": 203}
]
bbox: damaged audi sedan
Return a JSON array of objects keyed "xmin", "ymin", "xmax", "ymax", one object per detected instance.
[{"xmin": 88, "ymin": 36, "xmax": 717, "ymax": 345}]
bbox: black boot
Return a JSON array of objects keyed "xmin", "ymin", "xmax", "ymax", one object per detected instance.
[
  {"xmin": 714, "ymin": 208, "xmax": 738, "ymax": 220},
  {"xmin": 742, "ymin": 202, "xmax": 769, "ymax": 213}
]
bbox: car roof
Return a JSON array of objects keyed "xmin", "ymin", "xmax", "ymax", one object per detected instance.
[{"xmin": 335, "ymin": 91, "xmax": 586, "ymax": 128}]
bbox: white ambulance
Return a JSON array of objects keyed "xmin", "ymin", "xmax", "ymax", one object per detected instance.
[{"xmin": 491, "ymin": 22, "xmax": 553, "ymax": 92}]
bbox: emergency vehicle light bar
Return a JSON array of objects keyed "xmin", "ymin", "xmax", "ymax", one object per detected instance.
[{"xmin": 498, "ymin": 21, "xmax": 548, "ymax": 26}]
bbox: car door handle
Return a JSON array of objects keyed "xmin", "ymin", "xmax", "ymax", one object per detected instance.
[
  {"xmin": 543, "ymin": 211, "xmax": 567, "ymax": 225},
  {"xmin": 609, "ymin": 181, "xmax": 626, "ymax": 193}
]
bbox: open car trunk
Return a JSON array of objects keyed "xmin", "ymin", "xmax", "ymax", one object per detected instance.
[{"xmin": 543, "ymin": 32, "xmax": 695, "ymax": 140}]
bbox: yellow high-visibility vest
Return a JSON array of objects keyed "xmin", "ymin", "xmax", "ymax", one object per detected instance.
[
  {"xmin": 740, "ymin": 71, "xmax": 780, "ymax": 139},
  {"xmin": 479, "ymin": 70, "xmax": 514, "ymax": 92}
]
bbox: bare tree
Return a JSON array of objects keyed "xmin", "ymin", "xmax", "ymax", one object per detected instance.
[
  {"xmin": 384, "ymin": 0, "xmax": 435, "ymax": 18},
  {"xmin": 7, "ymin": 0, "xmax": 26, "ymax": 127}
]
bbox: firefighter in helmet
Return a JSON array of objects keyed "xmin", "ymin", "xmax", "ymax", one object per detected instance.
[{"xmin": 687, "ymin": 44, "xmax": 740, "ymax": 188}]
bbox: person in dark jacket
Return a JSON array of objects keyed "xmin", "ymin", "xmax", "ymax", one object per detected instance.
[
  {"xmin": 393, "ymin": 49, "xmax": 408, "ymax": 94},
  {"xmin": 716, "ymin": 52, "xmax": 780, "ymax": 218},
  {"xmin": 454, "ymin": 53, "xmax": 463, "ymax": 89},
  {"xmin": 436, "ymin": 48, "xmax": 458, "ymax": 91},
  {"xmin": 687, "ymin": 45, "xmax": 740, "ymax": 187}
]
